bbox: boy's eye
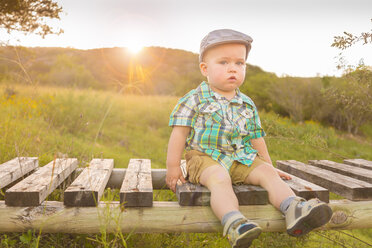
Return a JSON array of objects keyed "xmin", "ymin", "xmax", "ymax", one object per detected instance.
[
  {"xmin": 236, "ymin": 61, "xmax": 245, "ymax": 66},
  {"xmin": 219, "ymin": 61, "xmax": 227, "ymax": 64}
]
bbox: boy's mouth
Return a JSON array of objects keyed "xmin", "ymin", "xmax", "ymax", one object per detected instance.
[{"xmin": 228, "ymin": 76, "xmax": 236, "ymax": 80}]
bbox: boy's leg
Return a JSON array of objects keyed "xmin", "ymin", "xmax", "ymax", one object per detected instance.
[
  {"xmin": 199, "ymin": 164, "xmax": 238, "ymax": 219},
  {"xmin": 243, "ymin": 160, "xmax": 295, "ymax": 209},
  {"xmin": 186, "ymin": 151, "xmax": 261, "ymax": 247},
  {"xmin": 200, "ymin": 164, "xmax": 261, "ymax": 247},
  {"xmin": 243, "ymin": 157, "xmax": 332, "ymax": 236}
]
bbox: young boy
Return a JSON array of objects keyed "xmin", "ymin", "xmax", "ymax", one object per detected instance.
[{"xmin": 166, "ymin": 29, "xmax": 333, "ymax": 247}]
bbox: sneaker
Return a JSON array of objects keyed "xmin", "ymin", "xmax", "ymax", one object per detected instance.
[
  {"xmin": 285, "ymin": 197, "xmax": 333, "ymax": 237},
  {"xmin": 223, "ymin": 218, "xmax": 262, "ymax": 248}
]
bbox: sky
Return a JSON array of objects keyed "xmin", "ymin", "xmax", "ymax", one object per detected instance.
[{"xmin": 2, "ymin": 0, "xmax": 372, "ymax": 77}]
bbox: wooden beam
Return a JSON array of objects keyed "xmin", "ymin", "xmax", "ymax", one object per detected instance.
[
  {"xmin": 0, "ymin": 200, "xmax": 371, "ymax": 233},
  {"xmin": 277, "ymin": 169, "xmax": 329, "ymax": 203},
  {"xmin": 64, "ymin": 159, "xmax": 114, "ymax": 206},
  {"xmin": 343, "ymin": 159, "xmax": 372, "ymax": 171},
  {"xmin": 105, "ymin": 168, "xmax": 329, "ymax": 203},
  {"xmin": 106, "ymin": 168, "xmax": 167, "ymax": 190},
  {"xmin": 277, "ymin": 160, "xmax": 372, "ymax": 201},
  {"xmin": 176, "ymin": 182, "xmax": 211, "ymax": 206},
  {"xmin": 309, "ymin": 160, "xmax": 372, "ymax": 184},
  {"xmin": 233, "ymin": 185, "xmax": 268, "ymax": 205},
  {"xmin": 120, "ymin": 159, "xmax": 153, "ymax": 207},
  {"xmin": 5, "ymin": 158, "xmax": 78, "ymax": 206},
  {"xmin": 0, "ymin": 157, "xmax": 38, "ymax": 189},
  {"xmin": 176, "ymin": 183, "xmax": 268, "ymax": 206}
]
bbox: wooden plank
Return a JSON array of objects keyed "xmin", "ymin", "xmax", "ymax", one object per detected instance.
[
  {"xmin": 176, "ymin": 182, "xmax": 211, "ymax": 206},
  {"xmin": 277, "ymin": 169, "xmax": 329, "ymax": 203},
  {"xmin": 309, "ymin": 160, "xmax": 372, "ymax": 184},
  {"xmin": 104, "ymin": 167, "xmax": 329, "ymax": 203},
  {"xmin": 64, "ymin": 159, "xmax": 114, "ymax": 206},
  {"xmin": 106, "ymin": 168, "xmax": 168, "ymax": 190},
  {"xmin": 343, "ymin": 159, "xmax": 372, "ymax": 170},
  {"xmin": 0, "ymin": 157, "xmax": 38, "ymax": 189},
  {"xmin": 0, "ymin": 200, "xmax": 371, "ymax": 233},
  {"xmin": 120, "ymin": 159, "xmax": 153, "ymax": 207},
  {"xmin": 277, "ymin": 160, "xmax": 372, "ymax": 200},
  {"xmin": 233, "ymin": 185, "xmax": 268, "ymax": 205},
  {"xmin": 176, "ymin": 183, "xmax": 268, "ymax": 206},
  {"xmin": 176, "ymin": 177, "xmax": 329, "ymax": 206},
  {"xmin": 5, "ymin": 158, "xmax": 78, "ymax": 206}
]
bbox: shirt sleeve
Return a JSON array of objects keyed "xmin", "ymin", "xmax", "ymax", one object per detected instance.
[
  {"xmin": 247, "ymin": 105, "xmax": 266, "ymax": 139},
  {"xmin": 169, "ymin": 92, "xmax": 198, "ymax": 127}
]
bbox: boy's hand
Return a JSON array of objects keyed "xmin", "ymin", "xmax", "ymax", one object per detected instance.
[
  {"xmin": 166, "ymin": 166, "xmax": 186, "ymax": 193},
  {"xmin": 276, "ymin": 169, "xmax": 292, "ymax": 180}
]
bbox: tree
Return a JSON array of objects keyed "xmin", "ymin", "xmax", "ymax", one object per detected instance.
[
  {"xmin": 332, "ymin": 19, "xmax": 372, "ymax": 50},
  {"xmin": 324, "ymin": 66, "xmax": 372, "ymax": 134},
  {"xmin": 0, "ymin": 0, "xmax": 63, "ymax": 37}
]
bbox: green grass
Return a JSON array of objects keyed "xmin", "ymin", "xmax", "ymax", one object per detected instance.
[{"xmin": 1, "ymin": 84, "xmax": 372, "ymax": 247}]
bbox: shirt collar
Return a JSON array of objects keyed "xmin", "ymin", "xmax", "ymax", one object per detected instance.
[{"xmin": 196, "ymin": 81, "xmax": 254, "ymax": 106}]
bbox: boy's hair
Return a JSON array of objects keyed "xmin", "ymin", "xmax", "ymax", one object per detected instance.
[{"xmin": 199, "ymin": 29, "xmax": 253, "ymax": 63}]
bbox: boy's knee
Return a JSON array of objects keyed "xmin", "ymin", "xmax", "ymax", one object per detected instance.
[
  {"xmin": 201, "ymin": 167, "xmax": 231, "ymax": 187},
  {"xmin": 245, "ymin": 162, "xmax": 278, "ymax": 185}
]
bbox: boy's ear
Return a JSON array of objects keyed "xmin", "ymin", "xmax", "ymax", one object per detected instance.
[{"xmin": 199, "ymin": 62, "xmax": 208, "ymax": 77}]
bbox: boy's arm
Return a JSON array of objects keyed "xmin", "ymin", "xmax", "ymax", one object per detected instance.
[
  {"xmin": 250, "ymin": 137, "xmax": 272, "ymax": 165},
  {"xmin": 251, "ymin": 137, "xmax": 291, "ymax": 180},
  {"xmin": 166, "ymin": 126, "xmax": 191, "ymax": 192}
]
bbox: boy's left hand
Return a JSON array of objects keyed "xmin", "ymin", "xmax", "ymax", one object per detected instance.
[{"xmin": 276, "ymin": 169, "xmax": 292, "ymax": 180}]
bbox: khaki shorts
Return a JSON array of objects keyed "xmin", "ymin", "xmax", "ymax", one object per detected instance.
[{"xmin": 185, "ymin": 150, "xmax": 268, "ymax": 185}]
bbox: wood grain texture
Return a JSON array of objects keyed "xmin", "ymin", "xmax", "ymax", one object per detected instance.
[
  {"xmin": 277, "ymin": 160, "xmax": 372, "ymax": 200},
  {"xmin": 309, "ymin": 160, "xmax": 372, "ymax": 184},
  {"xmin": 64, "ymin": 159, "xmax": 114, "ymax": 206},
  {"xmin": 277, "ymin": 169, "xmax": 329, "ymax": 202},
  {"xmin": 0, "ymin": 200, "xmax": 370, "ymax": 233},
  {"xmin": 343, "ymin": 159, "xmax": 372, "ymax": 170},
  {"xmin": 0, "ymin": 157, "xmax": 38, "ymax": 189},
  {"xmin": 5, "ymin": 158, "xmax": 78, "ymax": 206},
  {"xmin": 120, "ymin": 159, "xmax": 153, "ymax": 207},
  {"xmin": 176, "ymin": 183, "xmax": 268, "ymax": 206}
]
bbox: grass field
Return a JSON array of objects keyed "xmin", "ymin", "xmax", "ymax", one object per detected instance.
[{"xmin": 1, "ymin": 84, "xmax": 372, "ymax": 247}]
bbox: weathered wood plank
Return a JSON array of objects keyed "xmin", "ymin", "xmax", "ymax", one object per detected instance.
[
  {"xmin": 106, "ymin": 168, "xmax": 168, "ymax": 190},
  {"xmin": 0, "ymin": 200, "xmax": 371, "ymax": 233},
  {"xmin": 105, "ymin": 168, "xmax": 329, "ymax": 203},
  {"xmin": 277, "ymin": 160, "xmax": 372, "ymax": 200},
  {"xmin": 0, "ymin": 157, "xmax": 38, "ymax": 189},
  {"xmin": 343, "ymin": 159, "xmax": 372, "ymax": 170},
  {"xmin": 5, "ymin": 158, "xmax": 78, "ymax": 206},
  {"xmin": 233, "ymin": 185, "xmax": 268, "ymax": 205},
  {"xmin": 277, "ymin": 169, "xmax": 329, "ymax": 203},
  {"xmin": 64, "ymin": 159, "xmax": 114, "ymax": 206},
  {"xmin": 176, "ymin": 183, "xmax": 268, "ymax": 206},
  {"xmin": 176, "ymin": 182, "xmax": 211, "ymax": 206},
  {"xmin": 309, "ymin": 160, "xmax": 372, "ymax": 184},
  {"xmin": 120, "ymin": 159, "xmax": 153, "ymax": 207}
]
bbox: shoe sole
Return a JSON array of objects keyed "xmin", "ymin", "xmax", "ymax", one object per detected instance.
[
  {"xmin": 232, "ymin": 226, "xmax": 262, "ymax": 248},
  {"xmin": 287, "ymin": 203, "xmax": 333, "ymax": 237}
]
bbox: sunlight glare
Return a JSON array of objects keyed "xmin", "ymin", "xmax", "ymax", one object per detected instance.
[{"xmin": 126, "ymin": 43, "xmax": 143, "ymax": 54}]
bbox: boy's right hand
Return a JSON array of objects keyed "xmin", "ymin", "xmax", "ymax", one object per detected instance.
[{"xmin": 166, "ymin": 166, "xmax": 186, "ymax": 193}]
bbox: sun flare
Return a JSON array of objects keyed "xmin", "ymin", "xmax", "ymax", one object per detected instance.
[{"xmin": 126, "ymin": 43, "xmax": 143, "ymax": 54}]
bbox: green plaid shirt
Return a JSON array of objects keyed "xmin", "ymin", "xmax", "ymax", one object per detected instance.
[{"xmin": 169, "ymin": 81, "xmax": 266, "ymax": 171}]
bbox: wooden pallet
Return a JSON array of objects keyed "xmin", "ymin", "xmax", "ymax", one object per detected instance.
[{"xmin": 0, "ymin": 157, "xmax": 372, "ymax": 233}]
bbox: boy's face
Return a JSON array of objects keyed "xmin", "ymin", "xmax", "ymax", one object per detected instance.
[{"xmin": 200, "ymin": 43, "xmax": 246, "ymax": 99}]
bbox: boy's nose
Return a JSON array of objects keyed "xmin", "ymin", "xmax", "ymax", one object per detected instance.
[{"xmin": 228, "ymin": 64, "xmax": 237, "ymax": 72}]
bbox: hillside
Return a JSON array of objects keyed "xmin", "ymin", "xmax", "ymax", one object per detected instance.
[{"xmin": 0, "ymin": 46, "xmax": 271, "ymax": 95}]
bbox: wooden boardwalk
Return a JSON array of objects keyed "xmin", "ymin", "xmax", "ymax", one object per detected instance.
[{"xmin": 0, "ymin": 157, "xmax": 372, "ymax": 233}]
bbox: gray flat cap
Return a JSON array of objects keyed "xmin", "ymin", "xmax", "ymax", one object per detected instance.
[{"xmin": 199, "ymin": 29, "xmax": 253, "ymax": 62}]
